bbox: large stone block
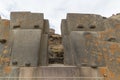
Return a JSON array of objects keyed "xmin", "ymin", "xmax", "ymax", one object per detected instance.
[
  {"xmin": 66, "ymin": 14, "xmax": 106, "ymax": 34},
  {"xmin": 61, "ymin": 19, "xmax": 74, "ymax": 65},
  {"xmin": 61, "ymin": 14, "xmax": 107, "ymax": 66},
  {"xmin": 11, "ymin": 30, "xmax": 42, "ymax": 66},
  {"xmin": 10, "ymin": 12, "xmax": 44, "ymax": 29},
  {"xmin": 62, "ymin": 35, "xmax": 74, "ymax": 65},
  {"xmin": 61, "ymin": 13, "xmax": 120, "ymax": 67},
  {"xmin": 0, "ymin": 66, "xmax": 107, "ymax": 80},
  {"xmin": 69, "ymin": 31, "xmax": 105, "ymax": 67},
  {"xmin": 10, "ymin": 12, "xmax": 49, "ymax": 66},
  {"xmin": 18, "ymin": 66, "xmax": 106, "ymax": 80}
]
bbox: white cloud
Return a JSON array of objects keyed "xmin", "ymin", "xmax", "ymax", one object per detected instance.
[{"xmin": 0, "ymin": 0, "xmax": 120, "ymax": 33}]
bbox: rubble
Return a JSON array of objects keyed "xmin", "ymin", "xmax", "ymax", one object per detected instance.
[{"xmin": 48, "ymin": 28, "xmax": 64, "ymax": 64}]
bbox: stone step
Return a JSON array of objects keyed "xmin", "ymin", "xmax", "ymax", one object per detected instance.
[{"xmin": 0, "ymin": 66, "xmax": 107, "ymax": 80}]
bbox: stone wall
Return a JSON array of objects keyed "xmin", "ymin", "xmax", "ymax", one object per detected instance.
[
  {"xmin": 48, "ymin": 28, "xmax": 63, "ymax": 64},
  {"xmin": 61, "ymin": 13, "xmax": 120, "ymax": 79}
]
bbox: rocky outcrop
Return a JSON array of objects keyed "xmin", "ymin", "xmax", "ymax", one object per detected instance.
[
  {"xmin": 110, "ymin": 13, "xmax": 120, "ymax": 20},
  {"xmin": 48, "ymin": 28, "xmax": 64, "ymax": 64}
]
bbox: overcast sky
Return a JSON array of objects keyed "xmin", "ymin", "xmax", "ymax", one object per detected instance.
[{"xmin": 0, "ymin": 0, "xmax": 120, "ymax": 34}]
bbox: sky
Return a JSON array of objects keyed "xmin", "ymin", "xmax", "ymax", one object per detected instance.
[{"xmin": 0, "ymin": 0, "xmax": 120, "ymax": 34}]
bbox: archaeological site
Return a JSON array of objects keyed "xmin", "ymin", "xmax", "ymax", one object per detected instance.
[{"xmin": 0, "ymin": 11, "xmax": 120, "ymax": 80}]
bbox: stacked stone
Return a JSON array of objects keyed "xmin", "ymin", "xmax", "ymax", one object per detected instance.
[
  {"xmin": 0, "ymin": 12, "xmax": 120, "ymax": 80},
  {"xmin": 0, "ymin": 16, "xmax": 11, "ymax": 76},
  {"xmin": 48, "ymin": 28, "xmax": 63, "ymax": 64}
]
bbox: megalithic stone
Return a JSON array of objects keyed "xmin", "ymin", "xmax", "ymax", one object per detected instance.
[
  {"xmin": 94, "ymin": 41, "xmax": 120, "ymax": 80},
  {"xmin": 39, "ymin": 19, "xmax": 49, "ymax": 66},
  {"xmin": 61, "ymin": 19, "xmax": 74, "ymax": 65},
  {"xmin": 10, "ymin": 12, "xmax": 44, "ymax": 29},
  {"xmin": 10, "ymin": 29, "xmax": 42, "ymax": 66},
  {"xmin": 10, "ymin": 12, "xmax": 49, "ymax": 67},
  {"xmin": 66, "ymin": 13, "xmax": 106, "ymax": 34},
  {"xmin": 61, "ymin": 14, "xmax": 107, "ymax": 66},
  {"xmin": 69, "ymin": 31, "xmax": 106, "ymax": 67}
]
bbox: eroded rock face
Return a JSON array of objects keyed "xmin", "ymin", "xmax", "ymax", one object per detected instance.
[{"xmin": 48, "ymin": 28, "xmax": 64, "ymax": 64}]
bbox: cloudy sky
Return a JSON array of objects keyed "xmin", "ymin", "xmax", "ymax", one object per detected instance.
[{"xmin": 0, "ymin": 0, "xmax": 120, "ymax": 34}]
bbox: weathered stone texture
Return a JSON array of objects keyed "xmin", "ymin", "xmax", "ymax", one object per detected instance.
[
  {"xmin": 0, "ymin": 11, "xmax": 50, "ymax": 79},
  {"xmin": 66, "ymin": 14, "xmax": 106, "ymax": 33},
  {"xmin": 11, "ymin": 30, "xmax": 42, "ymax": 66},
  {"xmin": 61, "ymin": 13, "xmax": 120, "ymax": 80},
  {"xmin": 48, "ymin": 28, "xmax": 63, "ymax": 64},
  {"xmin": 10, "ymin": 12, "xmax": 44, "ymax": 29},
  {"xmin": 61, "ymin": 14, "xmax": 108, "ymax": 65},
  {"xmin": 70, "ymin": 31, "xmax": 105, "ymax": 67},
  {"xmin": 1, "ymin": 12, "xmax": 120, "ymax": 80},
  {"xmin": 0, "ymin": 18, "xmax": 11, "ymax": 78}
]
